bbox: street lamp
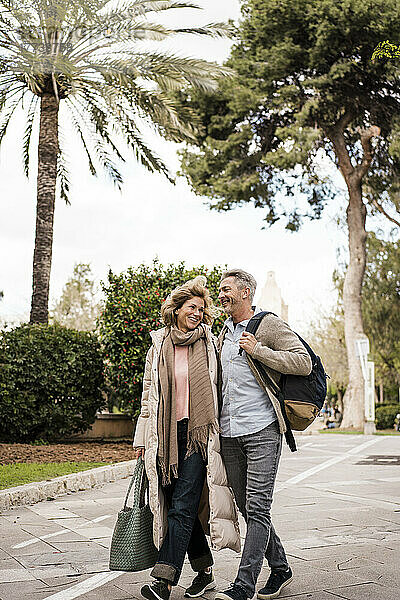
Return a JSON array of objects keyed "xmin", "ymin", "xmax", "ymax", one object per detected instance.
[{"xmin": 355, "ymin": 335, "xmax": 376, "ymax": 434}]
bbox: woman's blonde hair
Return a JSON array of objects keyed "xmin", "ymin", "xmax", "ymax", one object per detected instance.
[{"xmin": 161, "ymin": 275, "xmax": 216, "ymax": 327}]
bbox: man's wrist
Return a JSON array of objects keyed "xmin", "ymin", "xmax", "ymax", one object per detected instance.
[{"xmin": 249, "ymin": 341, "xmax": 261, "ymax": 357}]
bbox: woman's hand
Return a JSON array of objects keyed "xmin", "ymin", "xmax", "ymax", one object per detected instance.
[
  {"xmin": 239, "ymin": 331, "xmax": 257, "ymax": 354},
  {"xmin": 133, "ymin": 447, "xmax": 145, "ymax": 459}
]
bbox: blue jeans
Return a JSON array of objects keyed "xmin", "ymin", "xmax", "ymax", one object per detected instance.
[
  {"xmin": 221, "ymin": 421, "xmax": 288, "ymax": 598},
  {"xmin": 151, "ymin": 419, "xmax": 213, "ymax": 585}
]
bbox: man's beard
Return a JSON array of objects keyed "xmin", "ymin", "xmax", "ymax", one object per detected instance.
[{"xmin": 223, "ymin": 297, "xmax": 238, "ymax": 314}]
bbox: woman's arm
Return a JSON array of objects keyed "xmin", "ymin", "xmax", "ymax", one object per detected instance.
[{"xmin": 133, "ymin": 345, "xmax": 154, "ymax": 450}]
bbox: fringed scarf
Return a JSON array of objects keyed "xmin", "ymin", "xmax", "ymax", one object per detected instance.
[{"xmin": 157, "ymin": 325, "xmax": 218, "ymax": 486}]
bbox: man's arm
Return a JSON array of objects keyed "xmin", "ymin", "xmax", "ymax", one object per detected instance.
[{"xmin": 244, "ymin": 315, "xmax": 312, "ymax": 376}]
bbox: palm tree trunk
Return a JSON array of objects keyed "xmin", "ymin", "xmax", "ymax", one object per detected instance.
[
  {"xmin": 340, "ymin": 180, "xmax": 367, "ymax": 429},
  {"xmin": 30, "ymin": 93, "xmax": 59, "ymax": 324}
]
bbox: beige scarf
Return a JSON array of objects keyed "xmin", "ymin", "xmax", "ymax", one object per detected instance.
[{"xmin": 157, "ymin": 325, "xmax": 218, "ymax": 486}]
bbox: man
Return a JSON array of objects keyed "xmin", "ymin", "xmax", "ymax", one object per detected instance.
[{"xmin": 215, "ymin": 269, "xmax": 312, "ymax": 600}]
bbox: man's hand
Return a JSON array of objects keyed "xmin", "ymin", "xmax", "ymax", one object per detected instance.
[
  {"xmin": 133, "ymin": 447, "xmax": 145, "ymax": 459},
  {"xmin": 239, "ymin": 332, "xmax": 257, "ymax": 354}
]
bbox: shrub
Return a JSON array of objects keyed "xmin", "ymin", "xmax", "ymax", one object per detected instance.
[
  {"xmin": 98, "ymin": 259, "xmax": 226, "ymax": 416},
  {"xmin": 0, "ymin": 324, "xmax": 106, "ymax": 442},
  {"xmin": 375, "ymin": 404, "xmax": 400, "ymax": 430}
]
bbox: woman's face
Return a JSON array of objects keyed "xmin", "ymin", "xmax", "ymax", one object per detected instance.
[{"xmin": 175, "ymin": 296, "xmax": 205, "ymax": 332}]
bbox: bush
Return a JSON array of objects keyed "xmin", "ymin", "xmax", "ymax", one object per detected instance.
[
  {"xmin": 98, "ymin": 259, "xmax": 226, "ymax": 416},
  {"xmin": 0, "ymin": 324, "xmax": 106, "ymax": 442},
  {"xmin": 375, "ymin": 404, "xmax": 400, "ymax": 430}
]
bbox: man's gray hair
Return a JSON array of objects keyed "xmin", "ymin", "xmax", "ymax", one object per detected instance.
[{"xmin": 220, "ymin": 268, "xmax": 257, "ymax": 303}]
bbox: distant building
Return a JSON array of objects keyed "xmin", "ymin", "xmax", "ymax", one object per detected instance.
[{"xmin": 257, "ymin": 271, "xmax": 288, "ymax": 322}]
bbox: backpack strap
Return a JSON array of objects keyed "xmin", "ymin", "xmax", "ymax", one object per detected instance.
[{"xmin": 244, "ymin": 311, "xmax": 297, "ymax": 452}]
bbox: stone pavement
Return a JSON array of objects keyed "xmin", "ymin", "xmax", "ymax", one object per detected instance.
[{"xmin": 0, "ymin": 433, "xmax": 399, "ymax": 600}]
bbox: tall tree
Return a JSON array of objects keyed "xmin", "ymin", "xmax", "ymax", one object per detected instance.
[
  {"xmin": 335, "ymin": 233, "xmax": 400, "ymax": 399},
  {"xmin": 178, "ymin": 0, "xmax": 400, "ymax": 428},
  {"xmin": 0, "ymin": 0, "xmax": 231, "ymax": 324},
  {"xmin": 51, "ymin": 262, "xmax": 100, "ymax": 331}
]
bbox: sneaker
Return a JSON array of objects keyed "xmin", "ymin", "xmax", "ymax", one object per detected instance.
[
  {"xmin": 184, "ymin": 570, "xmax": 216, "ymax": 597},
  {"xmin": 141, "ymin": 579, "xmax": 171, "ymax": 600},
  {"xmin": 257, "ymin": 567, "xmax": 293, "ymax": 599},
  {"xmin": 215, "ymin": 584, "xmax": 247, "ymax": 600}
]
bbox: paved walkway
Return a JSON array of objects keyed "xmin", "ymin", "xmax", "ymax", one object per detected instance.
[{"xmin": 0, "ymin": 434, "xmax": 399, "ymax": 600}]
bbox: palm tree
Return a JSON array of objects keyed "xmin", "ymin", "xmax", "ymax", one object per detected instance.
[{"xmin": 0, "ymin": 0, "xmax": 231, "ymax": 323}]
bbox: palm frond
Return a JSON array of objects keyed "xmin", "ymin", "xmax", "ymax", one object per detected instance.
[
  {"xmin": 103, "ymin": 1, "xmax": 201, "ymax": 18},
  {"xmin": 122, "ymin": 121, "xmax": 174, "ymax": 181},
  {"xmin": 87, "ymin": 51, "xmax": 232, "ymax": 92},
  {"xmin": 22, "ymin": 92, "xmax": 39, "ymax": 177},
  {"xmin": 57, "ymin": 129, "xmax": 71, "ymax": 204},
  {"xmin": 80, "ymin": 74, "xmax": 196, "ymax": 143},
  {"xmin": 71, "ymin": 77, "xmax": 173, "ymax": 180},
  {"xmin": 74, "ymin": 88, "xmax": 125, "ymax": 162},
  {"xmin": 92, "ymin": 140, "xmax": 124, "ymax": 188},
  {"xmin": 173, "ymin": 22, "xmax": 234, "ymax": 38},
  {"xmin": 0, "ymin": 86, "xmax": 25, "ymax": 145},
  {"xmin": 66, "ymin": 94, "xmax": 124, "ymax": 187},
  {"xmin": 64, "ymin": 96, "xmax": 97, "ymax": 176}
]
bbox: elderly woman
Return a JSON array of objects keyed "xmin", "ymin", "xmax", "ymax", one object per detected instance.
[{"xmin": 133, "ymin": 276, "xmax": 240, "ymax": 600}]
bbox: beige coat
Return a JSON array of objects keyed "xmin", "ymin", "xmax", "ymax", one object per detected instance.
[
  {"xmin": 133, "ymin": 325, "xmax": 241, "ymax": 553},
  {"xmin": 217, "ymin": 312, "xmax": 312, "ymax": 434}
]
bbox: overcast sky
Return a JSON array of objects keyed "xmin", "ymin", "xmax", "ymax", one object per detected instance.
[{"xmin": 0, "ymin": 0, "xmax": 377, "ymax": 333}]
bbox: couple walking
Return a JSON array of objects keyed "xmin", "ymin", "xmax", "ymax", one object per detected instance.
[{"xmin": 133, "ymin": 269, "xmax": 312, "ymax": 600}]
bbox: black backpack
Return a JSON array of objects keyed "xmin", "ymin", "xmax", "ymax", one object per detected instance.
[{"xmin": 245, "ymin": 311, "xmax": 328, "ymax": 452}]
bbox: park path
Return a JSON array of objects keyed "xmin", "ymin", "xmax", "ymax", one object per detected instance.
[{"xmin": 0, "ymin": 433, "xmax": 399, "ymax": 600}]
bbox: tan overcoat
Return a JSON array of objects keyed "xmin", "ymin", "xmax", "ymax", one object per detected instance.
[{"xmin": 133, "ymin": 325, "xmax": 241, "ymax": 554}]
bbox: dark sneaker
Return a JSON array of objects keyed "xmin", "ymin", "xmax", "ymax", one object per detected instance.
[
  {"xmin": 184, "ymin": 570, "xmax": 216, "ymax": 597},
  {"xmin": 215, "ymin": 584, "xmax": 247, "ymax": 600},
  {"xmin": 141, "ymin": 579, "xmax": 171, "ymax": 600},
  {"xmin": 257, "ymin": 567, "xmax": 293, "ymax": 599}
]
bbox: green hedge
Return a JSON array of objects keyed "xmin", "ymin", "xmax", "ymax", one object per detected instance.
[
  {"xmin": 98, "ymin": 259, "xmax": 226, "ymax": 416},
  {"xmin": 375, "ymin": 404, "xmax": 400, "ymax": 430},
  {"xmin": 0, "ymin": 324, "xmax": 106, "ymax": 442}
]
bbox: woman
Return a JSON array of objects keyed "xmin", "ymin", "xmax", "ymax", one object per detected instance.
[{"xmin": 133, "ymin": 276, "xmax": 240, "ymax": 600}]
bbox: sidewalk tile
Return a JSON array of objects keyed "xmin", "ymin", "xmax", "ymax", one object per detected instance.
[
  {"xmin": 0, "ymin": 579, "xmax": 49, "ymax": 597},
  {"xmin": 332, "ymin": 582, "xmax": 399, "ymax": 600},
  {"xmin": 0, "ymin": 568, "xmax": 36, "ymax": 583}
]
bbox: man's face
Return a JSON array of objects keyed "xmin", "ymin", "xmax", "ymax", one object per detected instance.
[{"xmin": 218, "ymin": 276, "xmax": 248, "ymax": 315}]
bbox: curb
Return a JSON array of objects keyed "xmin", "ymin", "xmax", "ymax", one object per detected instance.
[{"xmin": 0, "ymin": 459, "xmax": 136, "ymax": 511}]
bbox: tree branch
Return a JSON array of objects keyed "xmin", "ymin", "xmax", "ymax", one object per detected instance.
[
  {"xmin": 355, "ymin": 125, "xmax": 381, "ymax": 180},
  {"xmin": 336, "ymin": 110, "xmax": 354, "ymax": 133},
  {"xmin": 369, "ymin": 197, "xmax": 400, "ymax": 227},
  {"xmin": 325, "ymin": 111, "xmax": 355, "ymax": 180}
]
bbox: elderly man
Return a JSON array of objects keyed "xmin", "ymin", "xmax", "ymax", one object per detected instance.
[{"xmin": 215, "ymin": 269, "xmax": 312, "ymax": 600}]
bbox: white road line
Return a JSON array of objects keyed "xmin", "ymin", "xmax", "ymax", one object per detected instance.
[
  {"xmin": 13, "ymin": 514, "xmax": 112, "ymax": 549},
  {"xmin": 307, "ymin": 475, "xmax": 400, "ymax": 488},
  {"xmin": 43, "ymin": 572, "xmax": 121, "ymax": 600},
  {"xmin": 14, "ymin": 529, "xmax": 70, "ymax": 548},
  {"xmin": 276, "ymin": 437, "xmax": 381, "ymax": 491}
]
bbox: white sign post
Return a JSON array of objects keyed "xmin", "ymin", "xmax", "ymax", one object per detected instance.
[{"xmin": 355, "ymin": 336, "xmax": 376, "ymax": 434}]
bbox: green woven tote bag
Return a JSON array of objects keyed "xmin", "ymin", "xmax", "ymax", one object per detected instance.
[{"xmin": 109, "ymin": 457, "xmax": 158, "ymax": 571}]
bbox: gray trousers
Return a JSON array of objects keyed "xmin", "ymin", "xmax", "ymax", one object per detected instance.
[{"xmin": 221, "ymin": 421, "xmax": 288, "ymax": 598}]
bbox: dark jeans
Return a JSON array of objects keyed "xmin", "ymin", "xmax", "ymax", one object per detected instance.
[
  {"xmin": 221, "ymin": 421, "xmax": 288, "ymax": 598},
  {"xmin": 151, "ymin": 419, "xmax": 213, "ymax": 585}
]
